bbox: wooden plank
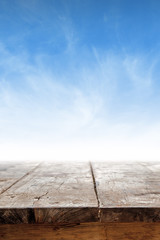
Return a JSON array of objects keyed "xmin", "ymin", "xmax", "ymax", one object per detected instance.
[
  {"xmin": 0, "ymin": 162, "xmax": 98, "ymax": 223},
  {"xmin": 0, "ymin": 223, "xmax": 106, "ymax": 240},
  {"xmin": 92, "ymin": 162, "xmax": 160, "ymax": 222},
  {"xmin": 0, "ymin": 162, "xmax": 40, "ymax": 195},
  {"xmin": 105, "ymin": 222, "xmax": 160, "ymax": 240},
  {"xmin": 1, "ymin": 222, "xmax": 160, "ymax": 240}
]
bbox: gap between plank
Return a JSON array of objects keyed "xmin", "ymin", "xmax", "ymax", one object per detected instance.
[
  {"xmin": 0, "ymin": 162, "xmax": 42, "ymax": 196},
  {"xmin": 89, "ymin": 162, "xmax": 101, "ymax": 220}
]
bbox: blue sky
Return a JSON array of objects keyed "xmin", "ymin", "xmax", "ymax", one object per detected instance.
[{"xmin": 0, "ymin": 0, "xmax": 160, "ymax": 161}]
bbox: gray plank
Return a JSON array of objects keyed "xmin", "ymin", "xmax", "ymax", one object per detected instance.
[
  {"xmin": 0, "ymin": 162, "xmax": 40, "ymax": 195},
  {"xmin": 92, "ymin": 162, "xmax": 160, "ymax": 222},
  {"xmin": 0, "ymin": 162, "xmax": 98, "ymax": 223}
]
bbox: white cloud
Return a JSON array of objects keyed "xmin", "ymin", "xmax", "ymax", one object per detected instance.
[
  {"xmin": 0, "ymin": 44, "xmax": 160, "ymax": 161},
  {"xmin": 123, "ymin": 55, "xmax": 156, "ymax": 92}
]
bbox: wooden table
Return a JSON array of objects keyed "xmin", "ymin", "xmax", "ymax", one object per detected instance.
[{"xmin": 0, "ymin": 162, "xmax": 160, "ymax": 239}]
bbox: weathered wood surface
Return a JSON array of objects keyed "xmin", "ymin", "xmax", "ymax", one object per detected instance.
[
  {"xmin": 92, "ymin": 162, "xmax": 160, "ymax": 222},
  {"xmin": 0, "ymin": 162, "xmax": 39, "ymax": 194},
  {"xmin": 1, "ymin": 162, "xmax": 160, "ymax": 224},
  {"xmin": 0, "ymin": 162, "xmax": 98, "ymax": 223},
  {"xmin": 0, "ymin": 162, "xmax": 39, "ymax": 195},
  {"xmin": 1, "ymin": 222, "xmax": 160, "ymax": 240}
]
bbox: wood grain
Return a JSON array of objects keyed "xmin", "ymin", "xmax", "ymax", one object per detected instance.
[
  {"xmin": 0, "ymin": 223, "xmax": 106, "ymax": 240},
  {"xmin": 0, "ymin": 162, "xmax": 98, "ymax": 223},
  {"xmin": 1, "ymin": 222, "xmax": 160, "ymax": 240},
  {"xmin": 0, "ymin": 162, "xmax": 39, "ymax": 195},
  {"xmin": 92, "ymin": 162, "xmax": 160, "ymax": 222},
  {"xmin": 105, "ymin": 222, "xmax": 160, "ymax": 240},
  {"xmin": 1, "ymin": 162, "xmax": 160, "ymax": 224}
]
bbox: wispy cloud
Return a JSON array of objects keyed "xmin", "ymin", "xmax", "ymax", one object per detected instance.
[
  {"xmin": 0, "ymin": 0, "xmax": 160, "ymax": 161},
  {"xmin": 0, "ymin": 39, "xmax": 160, "ymax": 161}
]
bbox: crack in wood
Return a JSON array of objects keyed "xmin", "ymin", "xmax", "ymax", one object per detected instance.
[
  {"xmin": 89, "ymin": 162, "xmax": 101, "ymax": 220},
  {"xmin": 0, "ymin": 163, "xmax": 42, "ymax": 196},
  {"xmin": 34, "ymin": 191, "xmax": 49, "ymax": 201}
]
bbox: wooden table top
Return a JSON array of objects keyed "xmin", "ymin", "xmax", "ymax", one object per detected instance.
[{"xmin": 0, "ymin": 162, "xmax": 160, "ymax": 224}]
